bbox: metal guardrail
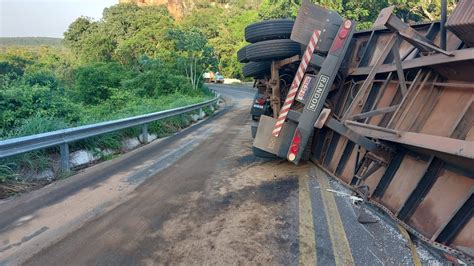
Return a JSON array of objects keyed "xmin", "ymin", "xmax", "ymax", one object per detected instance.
[{"xmin": 0, "ymin": 94, "xmax": 220, "ymax": 171}]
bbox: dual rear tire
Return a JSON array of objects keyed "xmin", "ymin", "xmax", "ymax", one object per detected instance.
[
  {"xmin": 242, "ymin": 20, "xmax": 300, "ymax": 159},
  {"xmin": 239, "ymin": 19, "xmax": 300, "ymax": 78}
]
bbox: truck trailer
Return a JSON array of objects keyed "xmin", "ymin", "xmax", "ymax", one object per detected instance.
[{"xmin": 239, "ymin": 0, "xmax": 474, "ymax": 263}]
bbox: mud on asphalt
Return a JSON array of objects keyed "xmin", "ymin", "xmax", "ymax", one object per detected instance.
[{"xmin": 147, "ymin": 112, "xmax": 308, "ymax": 265}]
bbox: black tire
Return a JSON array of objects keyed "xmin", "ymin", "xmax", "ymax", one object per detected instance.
[
  {"xmin": 246, "ymin": 39, "xmax": 301, "ymax": 62},
  {"xmin": 252, "ymin": 146, "xmax": 279, "ymax": 159},
  {"xmin": 245, "ymin": 19, "xmax": 295, "ymax": 43},
  {"xmin": 237, "ymin": 46, "xmax": 249, "ymax": 63},
  {"xmin": 242, "ymin": 61, "xmax": 271, "ymax": 78}
]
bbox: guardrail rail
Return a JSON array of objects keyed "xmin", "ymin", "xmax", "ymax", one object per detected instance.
[{"xmin": 0, "ymin": 94, "xmax": 220, "ymax": 171}]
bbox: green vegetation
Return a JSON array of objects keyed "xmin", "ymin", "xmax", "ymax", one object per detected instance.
[
  {"xmin": 253, "ymin": 0, "xmax": 453, "ymax": 29},
  {"xmin": 0, "ymin": 48, "xmax": 210, "ymax": 139}
]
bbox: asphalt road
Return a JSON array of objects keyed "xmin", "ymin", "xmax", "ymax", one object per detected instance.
[{"xmin": 0, "ymin": 84, "xmax": 440, "ymax": 265}]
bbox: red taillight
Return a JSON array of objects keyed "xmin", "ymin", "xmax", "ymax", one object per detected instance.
[
  {"xmin": 290, "ymin": 145, "xmax": 299, "ymax": 154},
  {"xmin": 288, "ymin": 129, "xmax": 302, "ymax": 161},
  {"xmin": 255, "ymin": 98, "xmax": 265, "ymax": 105},
  {"xmin": 292, "ymin": 130, "xmax": 301, "ymax": 144},
  {"xmin": 330, "ymin": 20, "xmax": 352, "ymax": 53},
  {"xmin": 338, "ymin": 20, "xmax": 352, "ymax": 39},
  {"xmin": 338, "ymin": 28, "xmax": 349, "ymax": 39}
]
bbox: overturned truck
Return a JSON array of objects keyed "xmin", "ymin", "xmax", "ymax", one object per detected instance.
[{"xmin": 240, "ymin": 0, "xmax": 474, "ymax": 263}]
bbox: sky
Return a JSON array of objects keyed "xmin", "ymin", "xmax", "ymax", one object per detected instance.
[{"xmin": 0, "ymin": 0, "xmax": 117, "ymax": 38}]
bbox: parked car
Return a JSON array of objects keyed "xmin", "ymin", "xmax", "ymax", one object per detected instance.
[{"xmin": 215, "ymin": 72, "xmax": 224, "ymax": 83}]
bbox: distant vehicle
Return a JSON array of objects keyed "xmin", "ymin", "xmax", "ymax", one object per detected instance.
[
  {"xmin": 215, "ymin": 72, "xmax": 224, "ymax": 83},
  {"xmin": 203, "ymin": 71, "xmax": 224, "ymax": 83},
  {"xmin": 203, "ymin": 72, "xmax": 212, "ymax": 83}
]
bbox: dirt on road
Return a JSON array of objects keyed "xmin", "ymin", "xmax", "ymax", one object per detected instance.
[{"xmin": 150, "ymin": 161, "xmax": 308, "ymax": 265}]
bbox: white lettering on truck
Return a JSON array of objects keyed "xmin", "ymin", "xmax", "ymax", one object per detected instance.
[{"xmin": 307, "ymin": 74, "xmax": 329, "ymax": 112}]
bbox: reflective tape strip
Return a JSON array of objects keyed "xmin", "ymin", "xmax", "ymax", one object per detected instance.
[
  {"xmin": 272, "ymin": 30, "xmax": 321, "ymax": 137},
  {"xmin": 280, "ymin": 106, "xmax": 291, "ymax": 114},
  {"xmin": 303, "ymin": 52, "xmax": 311, "ymax": 65}
]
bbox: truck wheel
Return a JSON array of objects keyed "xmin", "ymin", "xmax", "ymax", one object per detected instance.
[
  {"xmin": 245, "ymin": 19, "xmax": 295, "ymax": 43},
  {"xmin": 237, "ymin": 46, "xmax": 249, "ymax": 63},
  {"xmin": 242, "ymin": 61, "xmax": 271, "ymax": 78},
  {"xmin": 246, "ymin": 39, "xmax": 301, "ymax": 62},
  {"xmin": 252, "ymin": 146, "xmax": 279, "ymax": 159}
]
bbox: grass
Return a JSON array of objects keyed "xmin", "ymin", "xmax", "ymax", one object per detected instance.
[
  {"xmin": 9, "ymin": 116, "xmax": 70, "ymax": 138},
  {"xmin": 78, "ymin": 93, "xmax": 209, "ymax": 124}
]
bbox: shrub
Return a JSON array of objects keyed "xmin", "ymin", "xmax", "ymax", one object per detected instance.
[
  {"xmin": 74, "ymin": 62, "xmax": 131, "ymax": 104},
  {"xmin": 124, "ymin": 58, "xmax": 194, "ymax": 97},
  {"xmin": 24, "ymin": 71, "xmax": 58, "ymax": 88},
  {"xmin": 0, "ymin": 81, "xmax": 81, "ymax": 137},
  {"xmin": 0, "ymin": 61, "xmax": 23, "ymax": 76}
]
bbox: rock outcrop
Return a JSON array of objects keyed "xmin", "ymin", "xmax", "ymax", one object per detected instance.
[{"xmin": 118, "ymin": 0, "xmax": 197, "ymax": 19}]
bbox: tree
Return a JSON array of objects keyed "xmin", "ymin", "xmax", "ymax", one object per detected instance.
[
  {"xmin": 180, "ymin": 7, "xmax": 224, "ymax": 39},
  {"xmin": 168, "ymin": 28, "xmax": 217, "ymax": 90},
  {"xmin": 209, "ymin": 9, "xmax": 258, "ymax": 78},
  {"xmin": 123, "ymin": 56, "xmax": 192, "ymax": 96},
  {"xmin": 253, "ymin": 0, "xmax": 452, "ymax": 30},
  {"xmin": 63, "ymin": 4, "xmax": 175, "ymax": 65},
  {"xmin": 257, "ymin": 0, "xmax": 298, "ymax": 19},
  {"xmin": 74, "ymin": 62, "xmax": 130, "ymax": 104},
  {"xmin": 64, "ymin": 17, "xmax": 96, "ymax": 52}
]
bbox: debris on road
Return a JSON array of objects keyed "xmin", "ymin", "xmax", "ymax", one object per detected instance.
[{"xmin": 325, "ymin": 189, "xmax": 363, "ymax": 204}]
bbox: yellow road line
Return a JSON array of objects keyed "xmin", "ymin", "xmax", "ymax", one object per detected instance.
[
  {"xmin": 315, "ymin": 167, "xmax": 355, "ymax": 266},
  {"xmin": 397, "ymin": 224, "xmax": 422, "ymax": 266},
  {"xmin": 299, "ymin": 174, "xmax": 317, "ymax": 266}
]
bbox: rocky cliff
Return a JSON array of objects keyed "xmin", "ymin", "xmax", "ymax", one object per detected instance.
[{"xmin": 118, "ymin": 0, "xmax": 214, "ymax": 19}]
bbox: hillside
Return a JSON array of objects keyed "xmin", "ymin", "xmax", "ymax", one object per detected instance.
[
  {"xmin": 0, "ymin": 37, "xmax": 63, "ymax": 48},
  {"xmin": 118, "ymin": 0, "xmax": 261, "ymax": 19}
]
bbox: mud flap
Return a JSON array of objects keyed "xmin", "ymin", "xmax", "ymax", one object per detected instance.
[
  {"xmin": 291, "ymin": 0, "xmax": 342, "ymax": 54},
  {"xmin": 253, "ymin": 115, "xmax": 297, "ymax": 158}
]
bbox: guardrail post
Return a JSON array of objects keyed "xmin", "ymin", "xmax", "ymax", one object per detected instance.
[
  {"xmin": 60, "ymin": 143, "xmax": 70, "ymax": 172},
  {"xmin": 141, "ymin": 124, "xmax": 149, "ymax": 144},
  {"xmin": 199, "ymin": 108, "xmax": 204, "ymax": 119}
]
